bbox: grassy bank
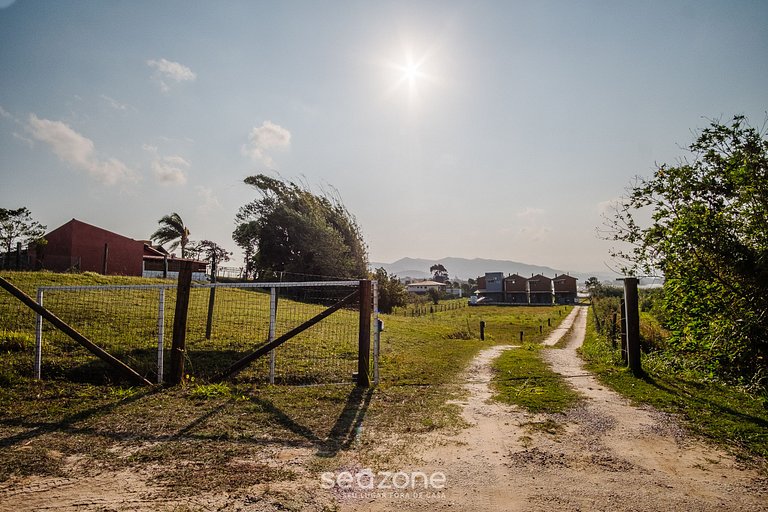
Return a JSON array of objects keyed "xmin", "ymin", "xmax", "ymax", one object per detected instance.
[{"xmin": 579, "ymin": 306, "xmax": 768, "ymax": 462}]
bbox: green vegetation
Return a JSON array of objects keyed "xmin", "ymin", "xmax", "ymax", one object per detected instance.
[
  {"xmin": 580, "ymin": 306, "xmax": 768, "ymax": 460},
  {"xmin": 0, "ymin": 206, "xmax": 46, "ymax": 258},
  {"xmin": 150, "ymin": 212, "xmax": 191, "ymax": 258},
  {"xmin": 0, "ymin": 270, "xmax": 567, "ymax": 491},
  {"xmin": 233, "ymin": 174, "xmax": 368, "ymax": 280},
  {"xmin": 492, "ymin": 345, "xmax": 582, "ymax": 414},
  {"xmin": 371, "ymin": 266, "xmax": 408, "ymax": 314},
  {"xmin": 603, "ymin": 116, "xmax": 768, "ymax": 390}
]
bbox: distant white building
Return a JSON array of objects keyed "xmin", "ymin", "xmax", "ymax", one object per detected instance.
[{"xmin": 405, "ymin": 280, "xmax": 446, "ymax": 295}]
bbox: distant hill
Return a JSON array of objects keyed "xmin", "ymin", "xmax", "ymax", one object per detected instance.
[
  {"xmin": 371, "ymin": 257, "xmax": 569, "ymax": 281},
  {"xmin": 369, "ymin": 257, "xmax": 658, "ymax": 286}
]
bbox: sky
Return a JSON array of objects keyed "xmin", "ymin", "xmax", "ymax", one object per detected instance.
[{"xmin": 1, "ymin": 0, "xmax": 766, "ymax": 274}]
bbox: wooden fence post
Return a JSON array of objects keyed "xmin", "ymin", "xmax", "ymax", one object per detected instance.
[
  {"xmin": 169, "ymin": 261, "xmax": 193, "ymax": 385},
  {"xmin": 620, "ymin": 298, "xmax": 628, "ymax": 364},
  {"xmin": 479, "ymin": 321, "xmax": 485, "ymax": 340},
  {"xmin": 102, "ymin": 243, "xmax": 109, "ymax": 275},
  {"xmin": 205, "ymin": 254, "xmax": 217, "ymax": 340},
  {"xmin": 357, "ymin": 280, "xmax": 372, "ymax": 387},
  {"xmin": 623, "ymin": 277, "xmax": 642, "ymax": 375}
]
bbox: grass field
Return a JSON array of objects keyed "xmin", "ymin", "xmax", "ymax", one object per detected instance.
[{"xmin": 0, "ymin": 270, "xmax": 568, "ymax": 495}]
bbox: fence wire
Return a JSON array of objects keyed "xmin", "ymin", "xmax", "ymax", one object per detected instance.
[{"xmin": 12, "ymin": 280, "xmax": 368, "ymax": 386}]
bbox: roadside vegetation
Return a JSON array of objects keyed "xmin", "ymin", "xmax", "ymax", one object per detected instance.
[{"xmin": 580, "ymin": 302, "xmax": 768, "ymax": 462}]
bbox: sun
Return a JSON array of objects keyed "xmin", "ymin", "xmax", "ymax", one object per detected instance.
[{"xmin": 384, "ymin": 45, "xmax": 435, "ymax": 104}]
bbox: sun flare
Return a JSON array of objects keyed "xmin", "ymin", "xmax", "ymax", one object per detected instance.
[{"xmin": 384, "ymin": 44, "xmax": 437, "ymax": 105}]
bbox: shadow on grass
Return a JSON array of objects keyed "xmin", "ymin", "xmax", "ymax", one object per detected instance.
[
  {"xmin": 639, "ymin": 372, "xmax": 768, "ymax": 429},
  {"xmin": 0, "ymin": 383, "xmax": 375, "ymax": 459},
  {"xmin": 0, "ymin": 386, "xmax": 154, "ymax": 448}
]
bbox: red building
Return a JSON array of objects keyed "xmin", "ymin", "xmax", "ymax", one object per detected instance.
[
  {"xmin": 528, "ymin": 273, "xmax": 554, "ymax": 304},
  {"xmin": 552, "ymin": 274, "xmax": 578, "ymax": 304},
  {"xmin": 503, "ymin": 274, "xmax": 528, "ymax": 303},
  {"xmin": 31, "ymin": 219, "xmax": 206, "ymax": 278}
]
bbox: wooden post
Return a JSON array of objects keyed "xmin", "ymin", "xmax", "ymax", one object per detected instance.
[
  {"xmin": 15, "ymin": 241, "xmax": 21, "ymax": 269},
  {"xmin": 102, "ymin": 243, "xmax": 109, "ymax": 275},
  {"xmin": 169, "ymin": 261, "xmax": 193, "ymax": 385},
  {"xmin": 205, "ymin": 254, "xmax": 217, "ymax": 340},
  {"xmin": 610, "ymin": 312, "xmax": 617, "ymax": 348},
  {"xmin": 519, "ymin": 331, "xmax": 524, "ymax": 342},
  {"xmin": 623, "ymin": 277, "xmax": 642, "ymax": 375},
  {"xmin": 479, "ymin": 321, "xmax": 485, "ymax": 340},
  {"xmin": 620, "ymin": 298, "xmax": 628, "ymax": 364},
  {"xmin": 357, "ymin": 280, "xmax": 372, "ymax": 387},
  {"xmin": 163, "ymin": 254, "xmax": 168, "ymax": 279}
]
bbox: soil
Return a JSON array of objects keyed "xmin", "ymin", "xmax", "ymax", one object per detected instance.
[
  {"xmin": 338, "ymin": 306, "xmax": 768, "ymax": 512},
  {"xmin": 1, "ymin": 305, "xmax": 765, "ymax": 511}
]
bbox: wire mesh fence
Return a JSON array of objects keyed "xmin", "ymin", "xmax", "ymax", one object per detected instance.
[
  {"xmin": 392, "ymin": 298, "xmax": 467, "ymax": 317},
  {"xmin": 1, "ymin": 280, "xmax": 375, "ymax": 386}
]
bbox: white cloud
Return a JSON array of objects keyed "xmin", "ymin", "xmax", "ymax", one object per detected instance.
[
  {"xmin": 100, "ymin": 94, "xmax": 133, "ymax": 111},
  {"xmin": 195, "ymin": 185, "xmax": 222, "ymax": 213},
  {"xmin": 516, "ymin": 207, "xmax": 545, "ymax": 220},
  {"xmin": 26, "ymin": 114, "xmax": 139, "ymax": 185},
  {"xmin": 0, "ymin": 104, "xmax": 14, "ymax": 120},
  {"xmin": 12, "ymin": 132, "xmax": 34, "ymax": 147},
  {"xmin": 516, "ymin": 207, "xmax": 550, "ymax": 241},
  {"xmin": 242, "ymin": 120, "xmax": 291, "ymax": 166},
  {"xmin": 597, "ymin": 198, "xmax": 620, "ymax": 215},
  {"xmin": 152, "ymin": 155, "xmax": 189, "ymax": 185},
  {"xmin": 147, "ymin": 58, "xmax": 196, "ymax": 92}
]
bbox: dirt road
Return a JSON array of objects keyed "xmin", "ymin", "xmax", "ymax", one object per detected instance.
[{"xmin": 342, "ymin": 306, "xmax": 767, "ymax": 512}]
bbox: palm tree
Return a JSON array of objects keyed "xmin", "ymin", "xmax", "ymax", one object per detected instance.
[{"xmin": 151, "ymin": 212, "xmax": 190, "ymax": 258}]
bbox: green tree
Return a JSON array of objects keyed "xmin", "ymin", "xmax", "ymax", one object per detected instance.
[
  {"xmin": 233, "ymin": 175, "xmax": 368, "ymax": 279},
  {"xmin": 187, "ymin": 240, "xmax": 231, "ymax": 264},
  {"xmin": 603, "ymin": 115, "xmax": 768, "ymax": 387},
  {"xmin": 372, "ymin": 267, "xmax": 409, "ymax": 314},
  {"xmin": 427, "ymin": 287, "xmax": 440, "ymax": 305},
  {"xmin": 430, "ymin": 263, "xmax": 449, "ymax": 283},
  {"xmin": 232, "ymin": 221, "xmax": 259, "ymax": 279},
  {"xmin": 151, "ymin": 212, "xmax": 190, "ymax": 258},
  {"xmin": 0, "ymin": 207, "xmax": 46, "ymax": 255}
]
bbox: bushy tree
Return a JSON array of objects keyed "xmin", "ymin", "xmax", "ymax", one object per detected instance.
[
  {"xmin": 372, "ymin": 267, "xmax": 408, "ymax": 314},
  {"xmin": 603, "ymin": 116, "xmax": 768, "ymax": 388},
  {"xmin": 0, "ymin": 207, "xmax": 46, "ymax": 255},
  {"xmin": 233, "ymin": 175, "xmax": 368, "ymax": 279},
  {"xmin": 187, "ymin": 240, "xmax": 231, "ymax": 264},
  {"xmin": 430, "ymin": 263, "xmax": 449, "ymax": 283}
]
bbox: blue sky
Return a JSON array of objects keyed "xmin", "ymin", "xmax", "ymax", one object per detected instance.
[{"xmin": 1, "ymin": 0, "xmax": 766, "ymax": 273}]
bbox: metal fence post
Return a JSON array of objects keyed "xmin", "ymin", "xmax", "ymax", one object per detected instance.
[
  {"xmin": 269, "ymin": 287, "xmax": 277, "ymax": 384},
  {"xmin": 34, "ymin": 289, "xmax": 43, "ymax": 379},
  {"xmin": 157, "ymin": 288, "xmax": 165, "ymax": 384},
  {"xmin": 357, "ymin": 280, "xmax": 372, "ymax": 387}
]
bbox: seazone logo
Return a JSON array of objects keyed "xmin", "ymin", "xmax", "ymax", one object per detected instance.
[{"xmin": 320, "ymin": 468, "xmax": 446, "ymax": 491}]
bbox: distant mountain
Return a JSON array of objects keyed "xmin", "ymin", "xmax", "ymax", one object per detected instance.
[
  {"xmin": 369, "ymin": 257, "xmax": 657, "ymax": 286},
  {"xmin": 371, "ymin": 257, "xmax": 569, "ymax": 281}
]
